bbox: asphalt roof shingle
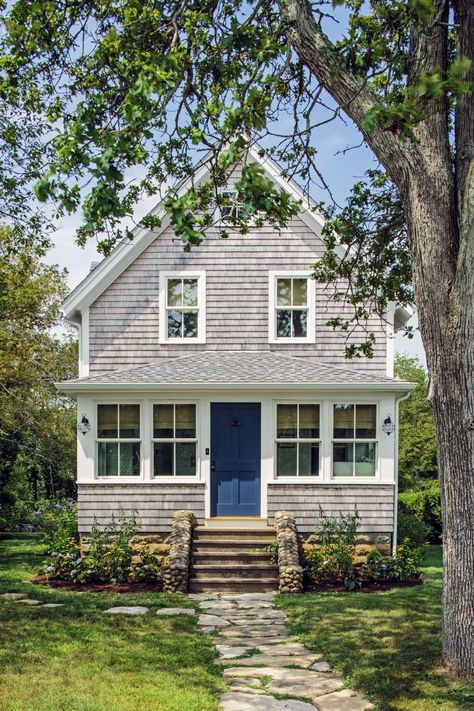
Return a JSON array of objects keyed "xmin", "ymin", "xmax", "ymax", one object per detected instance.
[{"xmin": 60, "ymin": 351, "xmax": 407, "ymax": 387}]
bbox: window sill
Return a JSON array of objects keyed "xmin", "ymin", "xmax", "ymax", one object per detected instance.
[{"xmin": 161, "ymin": 337, "xmax": 206, "ymax": 345}]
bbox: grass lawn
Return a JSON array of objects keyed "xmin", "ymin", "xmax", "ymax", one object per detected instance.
[
  {"xmin": 278, "ymin": 546, "xmax": 474, "ymax": 711},
  {"xmin": 0, "ymin": 534, "xmax": 224, "ymax": 711}
]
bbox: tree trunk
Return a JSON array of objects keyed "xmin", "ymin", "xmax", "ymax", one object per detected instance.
[
  {"xmin": 404, "ymin": 172, "xmax": 474, "ymax": 676},
  {"xmin": 278, "ymin": 0, "xmax": 474, "ymax": 676}
]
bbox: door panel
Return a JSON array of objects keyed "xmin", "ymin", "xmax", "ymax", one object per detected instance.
[{"xmin": 211, "ymin": 403, "xmax": 261, "ymax": 516}]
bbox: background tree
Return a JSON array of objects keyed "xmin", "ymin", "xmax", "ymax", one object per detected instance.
[
  {"xmin": 0, "ymin": 0, "xmax": 472, "ymax": 675},
  {"xmin": 0, "ymin": 229, "xmax": 77, "ymax": 529}
]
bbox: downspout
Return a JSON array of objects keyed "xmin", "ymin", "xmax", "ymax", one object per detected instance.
[{"xmin": 392, "ymin": 390, "xmax": 412, "ymax": 555}]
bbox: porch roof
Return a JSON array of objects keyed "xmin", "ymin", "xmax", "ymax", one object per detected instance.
[{"xmin": 58, "ymin": 351, "xmax": 415, "ymax": 392}]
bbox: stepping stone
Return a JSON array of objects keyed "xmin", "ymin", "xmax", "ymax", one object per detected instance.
[
  {"xmin": 220, "ymin": 692, "xmax": 317, "ymax": 710},
  {"xmin": 189, "ymin": 593, "xmax": 219, "ymax": 601},
  {"xmin": 41, "ymin": 603, "xmax": 65, "ymax": 608},
  {"xmin": 310, "ymin": 660, "xmax": 331, "ymax": 672},
  {"xmin": 156, "ymin": 607, "xmax": 195, "ymax": 616},
  {"xmin": 230, "ymin": 618, "xmax": 275, "ymax": 626},
  {"xmin": 16, "ymin": 599, "xmax": 41, "ymax": 605},
  {"xmin": 256, "ymin": 643, "xmax": 313, "ymax": 656},
  {"xmin": 104, "ymin": 606, "xmax": 148, "ymax": 615},
  {"xmin": 1, "ymin": 593, "xmax": 25, "ymax": 600},
  {"xmin": 223, "ymin": 667, "xmax": 344, "ymax": 702},
  {"xmin": 222, "ymin": 593, "xmax": 276, "ymax": 601},
  {"xmin": 198, "ymin": 614, "xmax": 230, "ymax": 627},
  {"xmin": 313, "ymin": 688, "xmax": 374, "ymax": 710},
  {"xmin": 200, "ymin": 600, "xmax": 237, "ymax": 610},
  {"xmin": 229, "ymin": 677, "xmax": 264, "ymax": 690},
  {"xmin": 216, "ymin": 645, "xmax": 250, "ymax": 659},
  {"xmin": 219, "ymin": 635, "xmax": 291, "ymax": 647},
  {"xmin": 229, "ymin": 653, "xmax": 318, "ymax": 669},
  {"xmin": 221, "ymin": 625, "xmax": 288, "ymax": 638},
  {"xmin": 228, "ymin": 684, "xmax": 267, "ymax": 695}
]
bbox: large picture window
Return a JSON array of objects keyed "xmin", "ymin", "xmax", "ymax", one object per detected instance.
[
  {"xmin": 275, "ymin": 403, "xmax": 320, "ymax": 477},
  {"xmin": 97, "ymin": 404, "xmax": 141, "ymax": 477},
  {"xmin": 269, "ymin": 272, "xmax": 315, "ymax": 343},
  {"xmin": 332, "ymin": 404, "xmax": 377, "ymax": 477},
  {"xmin": 153, "ymin": 404, "xmax": 197, "ymax": 477},
  {"xmin": 159, "ymin": 272, "xmax": 206, "ymax": 343}
]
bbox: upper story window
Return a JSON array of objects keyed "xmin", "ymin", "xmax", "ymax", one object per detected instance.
[
  {"xmin": 268, "ymin": 272, "xmax": 316, "ymax": 343},
  {"xmin": 332, "ymin": 404, "xmax": 377, "ymax": 478},
  {"xmin": 159, "ymin": 272, "xmax": 206, "ymax": 344},
  {"xmin": 96, "ymin": 404, "xmax": 141, "ymax": 477}
]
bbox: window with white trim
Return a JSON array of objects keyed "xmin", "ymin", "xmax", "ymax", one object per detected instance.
[
  {"xmin": 269, "ymin": 272, "xmax": 315, "ymax": 343},
  {"xmin": 152, "ymin": 404, "xmax": 197, "ymax": 477},
  {"xmin": 159, "ymin": 272, "xmax": 205, "ymax": 343},
  {"xmin": 97, "ymin": 404, "xmax": 141, "ymax": 477},
  {"xmin": 275, "ymin": 403, "xmax": 320, "ymax": 477},
  {"xmin": 332, "ymin": 404, "xmax": 377, "ymax": 477},
  {"xmin": 219, "ymin": 189, "xmax": 242, "ymax": 222}
]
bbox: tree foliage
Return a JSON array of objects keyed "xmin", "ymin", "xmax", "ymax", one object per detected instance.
[
  {"xmin": 395, "ymin": 354, "xmax": 437, "ymax": 490},
  {"xmin": 0, "ymin": 229, "xmax": 77, "ymax": 529}
]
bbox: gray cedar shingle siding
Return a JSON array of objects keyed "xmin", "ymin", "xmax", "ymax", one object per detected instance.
[
  {"xmin": 267, "ymin": 483, "xmax": 395, "ymax": 535},
  {"xmin": 77, "ymin": 483, "xmax": 205, "ymax": 533},
  {"xmin": 88, "ymin": 216, "xmax": 388, "ymax": 374}
]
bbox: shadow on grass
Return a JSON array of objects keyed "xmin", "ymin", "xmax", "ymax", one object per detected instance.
[{"xmin": 278, "ymin": 547, "xmax": 474, "ymax": 711}]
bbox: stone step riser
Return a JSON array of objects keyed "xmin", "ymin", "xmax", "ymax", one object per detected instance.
[
  {"xmin": 191, "ymin": 566, "xmax": 278, "ymax": 580},
  {"xmin": 193, "ymin": 553, "xmax": 274, "ymax": 565},
  {"xmin": 194, "ymin": 532, "xmax": 275, "ymax": 542},
  {"xmin": 193, "ymin": 541, "xmax": 274, "ymax": 552},
  {"xmin": 189, "ymin": 581, "xmax": 277, "ymax": 593}
]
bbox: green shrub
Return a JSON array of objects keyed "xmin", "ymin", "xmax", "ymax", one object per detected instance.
[
  {"xmin": 399, "ymin": 480, "xmax": 442, "ymax": 543},
  {"xmin": 306, "ymin": 509, "xmax": 361, "ymax": 589},
  {"xmin": 41, "ymin": 511, "xmax": 164, "ymax": 585},
  {"xmin": 397, "ymin": 510, "xmax": 427, "ymax": 547},
  {"xmin": 360, "ymin": 540, "xmax": 425, "ymax": 584}
]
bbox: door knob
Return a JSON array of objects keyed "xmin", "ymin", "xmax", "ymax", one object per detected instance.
[{"xmin": 211, "ymin": 461, "xmax": 216, "ymax": 471}]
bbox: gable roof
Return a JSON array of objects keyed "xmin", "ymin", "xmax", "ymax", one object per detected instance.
[
  {"xmin": 62, "ymin": 145, "xmax": 329, "ymax": 323},
  {"xmin": 58, "ymin": 351, "xmax": 415, "ymax": 392}
]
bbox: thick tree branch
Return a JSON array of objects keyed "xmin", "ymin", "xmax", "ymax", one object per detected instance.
[{"xmin": 277, "ymin": 0, "xmax": 413, "ymax": 189}]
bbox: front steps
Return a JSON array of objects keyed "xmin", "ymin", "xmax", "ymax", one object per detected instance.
[{"xmin": 189, "ymin": 526, "xmax": 278, "ymax": 593}]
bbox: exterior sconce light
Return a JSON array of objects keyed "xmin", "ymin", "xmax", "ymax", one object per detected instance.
[
  {"xmin": 382, "ymin": 414, "xmax": 395, "ymax": 435},
  {"xmin": 77, "ymin": 414, "xmax": 91, "ymax": 435}
]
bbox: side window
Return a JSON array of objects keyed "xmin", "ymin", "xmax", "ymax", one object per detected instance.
[
  {"xmin": 332, "ymin": 404, "xmax": 377, "ymax": 477},
  {"xmin": 96, "ymin": 404, "xmax": 141, "ymax": 477},
  {"xmin": 159, "ymin": 272, "xmax": 206, "ymax": 343}
]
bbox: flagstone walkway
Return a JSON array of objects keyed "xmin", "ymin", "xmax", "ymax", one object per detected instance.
[{"xmin": 191, "ymin": 592, "xmax": 374, "ymax": 711}]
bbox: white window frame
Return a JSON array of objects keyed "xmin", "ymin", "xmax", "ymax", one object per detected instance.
[
  {"xmin": 151, "ymin": 401, "xmax": 200, "ymax": 482},
  {"xmin": 159, "ymin": 271, "xmax": 206, "ymax": 344},
  {"xmin": 268, "ymin": 271, "xmax": 316, "ymax": 343},
  {"xmin": 217, "ymin": 188, "xmax": 243, "ymax": 223},
  {"xmin": 274, "ymin": 401, "xmax": 321, "ymax": 480},
  {"xmin": 331, "ymin": 402, "xmax": 379, "ymax": 480},
  {"xmin": 95, "ymin": 401, "xmax": 143, "ymax": 480}
]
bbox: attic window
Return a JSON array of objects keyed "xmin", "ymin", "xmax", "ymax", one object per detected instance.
[
  {"xmin": 219, "ymin": 189, "xmax": 242, "ymax": 222},
  {"xmin": 159, "ymin": 272, "xmax": 206, "ymax": 344}
]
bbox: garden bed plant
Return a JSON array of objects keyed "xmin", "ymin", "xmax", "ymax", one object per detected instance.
[
  {"xmin": 34, "ymin": 511, "xmax": 167, "ymax": 589},
  {"xmin": 303, "ymin": 509, "xmax": 424, "ymax": 593}
]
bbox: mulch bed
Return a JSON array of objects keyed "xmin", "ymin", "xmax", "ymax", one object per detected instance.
[
  {"xmin": 32, "ymin": 575, "xmax": 163, "ymax": 593},
  {"xmin": 304, "ymin": 576, "xmax": 423, "ymax": 593}
]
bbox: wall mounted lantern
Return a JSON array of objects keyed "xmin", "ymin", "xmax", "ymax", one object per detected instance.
[
  {"xmin": 382, "ymin": 414, "xmax": 395, "ymax": 436},
  {"xmin": 77, "ymin": 414, "xmax": 91, "ymax": 435}
]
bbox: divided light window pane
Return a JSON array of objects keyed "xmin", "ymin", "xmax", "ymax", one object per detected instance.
[
  {"xmin": 175, "ymin": 405, "xmax": 196, "ymax": 438},
  {"xmin": 183, "ymin": 279, "xmax": 198, "ymax": 306},
  {"xmin": 120, "ymin": 442, "xmax": 141, "ymax": 476},
  {"xmin": 355, "ymin": 442, "xmax": 376, "ymax": 476},
  {"xmin": 153, "ymin": 404, "xmax": 174, "ymax": 438},
  {"xmin": 276, "ymin": 442, "xmax": 297, "ymax": 476},
  {"xmin": 356, "ymin": 404, "xmax": 376, "ymax": 438},
  {"xmin": 167, "ymin": 278, "xmax": 182, "ymax": 306},
  {"xmin": 299, "ymin": 405, "xmax": 319, "ymax": 438},
  {"xmin": 277, "ymin": 404, "xmax": 297, "ymax": 438},
  {"xmin": 154, "ymin": 442, "xmax": 173, "ymax": 476},
  {"xmin": 292, "ymin": 278, "xmax": 307, "ymax": 306},
  {"xmin": 166, "ymin": 277, "xmax": 199, "ymax": 339},
  {"xmin": 176, "ymin": 443, "xmax": 196, "ymax": 476},
  {"xmin": 299, "ymin": 442, "xmax": 320, "ymax": 476},
  {"xmin": 98, "ymin": 442, "xmax": 118, "ymax": 476},
  {"xmin": 119, "ymin": 404, "xmax": 140, "ymax": 438},
  {"xmin": 97, "ymin": 405, "xmax": 118, "ymax": 438},
  {"xmin": 333, "ymin": 404, "xmax": 354, "ymax": 438},
  {"xmin": 333, "ymin": 442, "xmax": 354, "ymax": 477}
]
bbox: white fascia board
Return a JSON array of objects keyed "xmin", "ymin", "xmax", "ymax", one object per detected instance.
[{"xmin": 57, "ymin": 381, "xmax": 417, "ymax": 396}]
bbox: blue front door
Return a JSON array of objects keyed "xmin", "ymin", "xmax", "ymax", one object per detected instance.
[{"xmin": 211, "ymin": 403, "xmax": 261, "ymax": 517}]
